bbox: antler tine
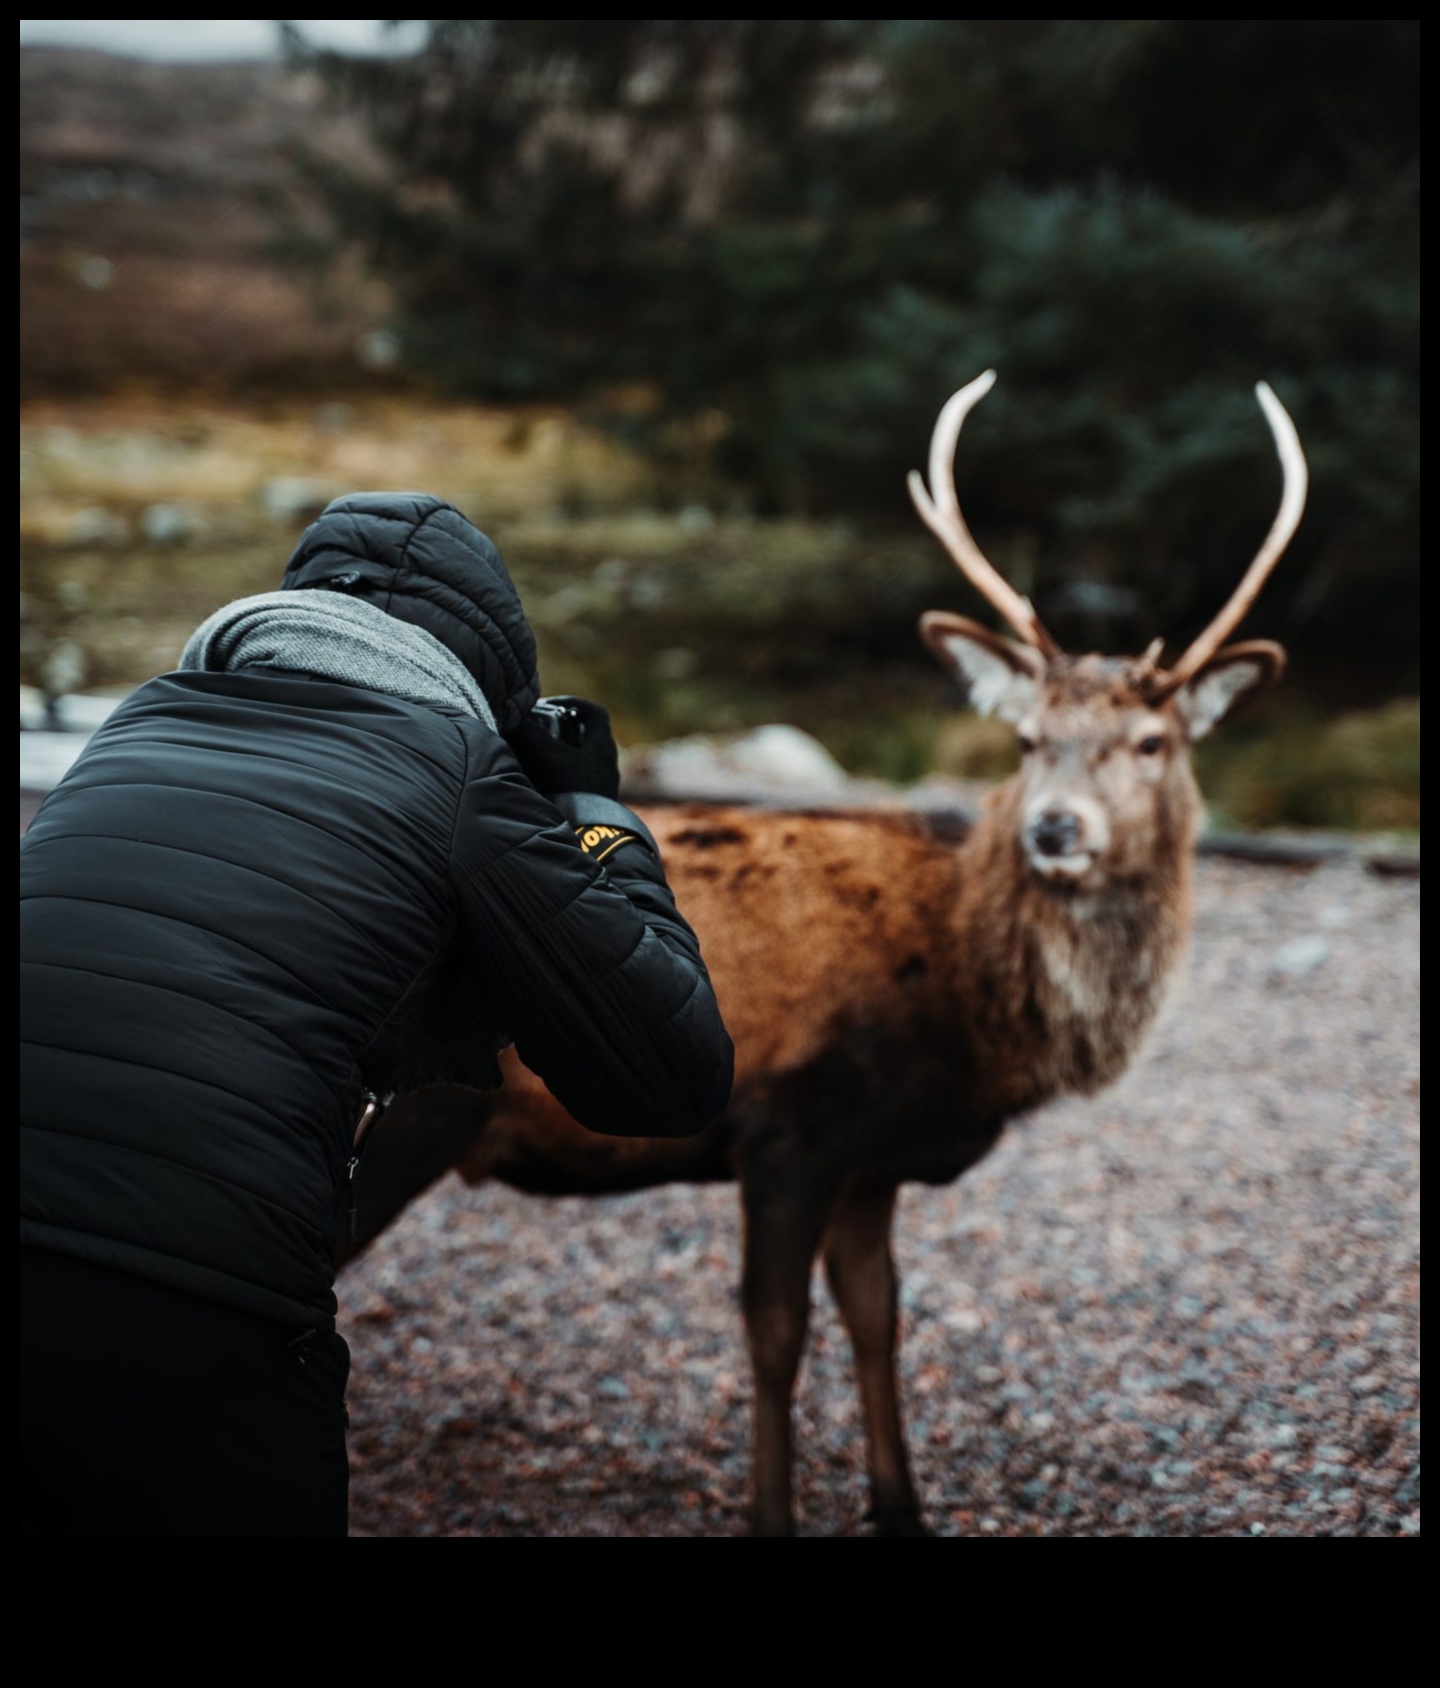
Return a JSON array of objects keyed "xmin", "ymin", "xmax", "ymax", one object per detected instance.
[
  {"xmin": 907, "ymin": 370, "xmax": 1062, "ymax": 658},
  {"xmin": 1155, "ymin": 381, "xmax": 1308, "ymax": 696},
  {"xmin": 1135, "ymin": 637, "xmax": 1166, "ymax": 677}
]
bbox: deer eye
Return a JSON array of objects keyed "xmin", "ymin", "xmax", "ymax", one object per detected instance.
[
  {"xmin": 1016, "ymin": 732, "xmax": 1038, "ymax": 756},
  {"xmin": 1135, "ymin": 734, "xmax": 1166, "ymax": 756}
]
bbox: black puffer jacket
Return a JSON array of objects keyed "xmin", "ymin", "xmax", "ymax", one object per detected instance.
[{"xmin": 20, "ymin": 495, "xmax": 734, "ymax": 1332}]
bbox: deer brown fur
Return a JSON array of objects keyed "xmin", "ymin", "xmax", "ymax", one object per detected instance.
[{"xmin": 340, "ymin": 375, "xmax": 1305, "ymax": 1536}]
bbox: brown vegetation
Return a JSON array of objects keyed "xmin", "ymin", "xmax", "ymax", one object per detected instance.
[{"xmin": 20, "ymin": 47, "xmax": 389, "ymax": 399}]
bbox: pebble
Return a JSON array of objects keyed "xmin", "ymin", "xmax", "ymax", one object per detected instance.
[{"xmin": 340, "ymin": 855, "xmax": 1419, "ymax": 1537}]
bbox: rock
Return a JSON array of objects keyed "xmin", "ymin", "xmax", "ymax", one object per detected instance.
[
  {"xmin": 140, "ymin": 502, "xmax": 196, "ymax": 545},
  {"xmin": 260, "ymin": 477, "xmax": 336, "ymax": 524},
  {"xmin": 314, "ymin": 402, "xmax": 357, "ymax": 433},
  {"xmin": 66, "ymin": 506, "xmax": 130, "ymax": 548},
  {"xmin": 355, "ymin": 329, "xmax": 401, "ymax": 371},
  {"xmin": 1269, "ymin": 934, "xmax": 1331, "ymax": 978},
  {"xmin": 624, "ymin": 723, "xmax": 851, "ymax": 799},
  {"xmin": 678, "ymin": 504, "xmax": 714, "ymax": 536},
  {"xmin": 41, "ymin": 639, "xmax": 87, "ymax": 699},
  {"xmin": 18, "ymin": 685, "xmax": 47, "ymax": 731}
]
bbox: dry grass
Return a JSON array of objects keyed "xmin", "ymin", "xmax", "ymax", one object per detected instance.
[
  {"xmin": 19, "ymin": 396, "xmax": 1420, "ymax": 834},
  {"xmin": 20, "ymin": 393, "xmax": 659, "ymax": 525}
]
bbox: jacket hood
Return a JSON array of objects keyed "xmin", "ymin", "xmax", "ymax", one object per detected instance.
[{"xmin": 280, "ymin": 492, "xmax": 539, "ymax": 732}]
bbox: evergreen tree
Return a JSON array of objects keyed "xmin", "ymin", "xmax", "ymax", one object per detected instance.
[{"xmin": 290, "ymin": 20, "xmax": 1418, "ymax": 682}]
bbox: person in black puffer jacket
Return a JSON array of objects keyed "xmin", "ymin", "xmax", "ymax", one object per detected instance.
[{"xmin": 19, "ymin": 492, "xmax": 734, "ymax": 1538}]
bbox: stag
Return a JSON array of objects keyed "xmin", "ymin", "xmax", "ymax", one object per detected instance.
[{"xmin": 343, "ymin": 372, "xmax": 1307, "ymax": 1536}]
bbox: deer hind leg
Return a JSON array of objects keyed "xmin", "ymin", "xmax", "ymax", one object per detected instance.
[
  {"xmin": 739, "ymin": 1168, "xmax": 839, "ymax": 1537},
  {"xmin": 822, "ymin": 1175, "xmax": 929, "ymax": 1536},
  {"xmin": 336, "ymin": 1086, "xmax": 492, "ymax": 1270}
]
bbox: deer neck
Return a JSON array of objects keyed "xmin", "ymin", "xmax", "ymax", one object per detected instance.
[{"xmin": 950, "ymin": 779, "xmax": 1195, "ymax": 1119}]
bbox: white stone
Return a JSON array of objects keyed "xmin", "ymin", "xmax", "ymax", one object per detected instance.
[
  {"xmin": 141, "ymin": 502, "xmax": 196, "ymax": 544},
  {"xmin": 1269, "ymin": 935, "xmax": 1331, "ymax": 978},
  {"xmin": 627, "ymin": 723, "xmax": 850, "ymax": 797},
  {"xmin": 260, "ymin": 477, "xmax": 336, "ymax": 522}
]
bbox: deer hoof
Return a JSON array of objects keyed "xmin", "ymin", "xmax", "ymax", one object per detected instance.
[{"xmin": 864, "ymin": 1504, "xmax": 932, "ymax": 1537}]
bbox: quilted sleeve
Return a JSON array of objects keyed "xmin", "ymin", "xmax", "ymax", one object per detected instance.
[{"xmin": 448, "ymin": 732, "xmax": 734, "ymax": 1138}]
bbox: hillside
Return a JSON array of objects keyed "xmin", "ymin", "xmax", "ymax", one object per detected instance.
[{"xmin": 19, "ymin": 45, "xmax": 390, "ymax": 398}]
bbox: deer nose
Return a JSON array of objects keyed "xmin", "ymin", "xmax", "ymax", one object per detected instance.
[{"xmin": 1027, "ymin": 809, "xmax": 1084, "ymax": 858}]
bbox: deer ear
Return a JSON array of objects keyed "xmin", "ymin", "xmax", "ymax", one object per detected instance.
[
  {"xmin": 920, "ymin": 611, "xmax": 1044, "ymax": 724},
  {"xmin": 1172, "ymin": 640, "xmax": 1286, "ymax": 740}
]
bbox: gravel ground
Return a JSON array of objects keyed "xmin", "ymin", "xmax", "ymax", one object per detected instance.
[{"xmin": 339, "ymin": 852, "xmax": 1420, "ymax": 1538}]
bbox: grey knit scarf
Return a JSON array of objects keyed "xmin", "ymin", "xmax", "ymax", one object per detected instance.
[{"xmin": 179, "ymin": 589, "xmax": 497, "ymax": 730}]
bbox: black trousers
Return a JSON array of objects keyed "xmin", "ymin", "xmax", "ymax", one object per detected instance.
[{"xmin": 20, "ymin": 1249, "xmax": 350, "ymax": 1537}]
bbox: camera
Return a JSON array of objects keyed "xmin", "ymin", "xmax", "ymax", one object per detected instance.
[{"xmin": 528, "ymin": 697, "xmax": 586, "ymax": 746}]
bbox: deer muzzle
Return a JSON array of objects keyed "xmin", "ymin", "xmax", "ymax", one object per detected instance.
[{"xmin": 1022, "ymin": 797, "xmax": 1110, "ymax": 884}]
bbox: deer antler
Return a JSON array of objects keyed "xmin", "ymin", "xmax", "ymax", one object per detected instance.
[
  {"xmin": 908, "ymin": 370, "xmax": 1062, "ymax": 659},
  {"xmin": 1151, "ymin": 381, "xmax": 1308, "ymax": 697},
  {"xmin": 1134, "ymin": 637, "xmax": 1167, "ymax": 679}
]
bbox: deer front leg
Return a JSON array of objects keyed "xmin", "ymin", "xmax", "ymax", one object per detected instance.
[
  {"xmin": 738, "ymin": 1164, "xmax": 838, "ymax": 1537},
  {"xmin": 823, "ymin": 1175, "xmax": 928, "ymax": 1535}
]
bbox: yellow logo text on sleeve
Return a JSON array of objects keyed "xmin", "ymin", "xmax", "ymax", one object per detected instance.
[{"xmin": 573, "ymin": 823, "xmax": 641, "ymax": 863}]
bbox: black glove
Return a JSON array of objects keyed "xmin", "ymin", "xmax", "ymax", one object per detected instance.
[{"xmin": 508, "ymin": 695, "xmax": 621, "ymax": 800}]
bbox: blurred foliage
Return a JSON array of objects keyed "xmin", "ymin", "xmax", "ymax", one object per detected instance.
[
  {"xmin": 289, "ymin": 20, "xmax": 1419, "ymax": 691},
  {"xmin": 19, "ymin": 390, "xmax": 1417, "ymax": 832},
  {"xmin": 1195, "ymin": 696, "xmax": 1421, "ymax": 835}
]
